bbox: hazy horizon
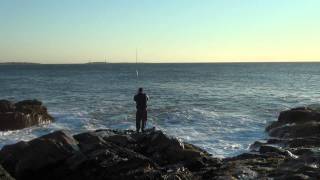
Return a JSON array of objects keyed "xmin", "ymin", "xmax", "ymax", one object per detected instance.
[
  {"xmin": 2, "ymin": 60, "xmax": 320, "ymax": 64},
  {"xmin": 1, "ymin": 0, "xmax": 320, "ymax": 63}
]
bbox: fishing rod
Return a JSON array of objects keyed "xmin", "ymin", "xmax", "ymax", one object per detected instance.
[{"xmin": 136, "ymin": 48, "xmax": 139, "ymax": 85}]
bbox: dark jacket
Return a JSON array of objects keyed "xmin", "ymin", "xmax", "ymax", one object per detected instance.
[{"xmin": 134, "ymin": 93, "xmax": 148, "ymax": 110}]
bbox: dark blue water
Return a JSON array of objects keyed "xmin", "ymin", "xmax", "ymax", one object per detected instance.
[{"xmin": 1, "ymin": 63, "xmax": 320, "ymax": 157}]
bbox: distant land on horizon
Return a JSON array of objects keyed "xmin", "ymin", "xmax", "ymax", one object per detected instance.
[
  {"xmin": 1, "ymin": 61, "xmax": 320, "ymax": 65},
  {"xmin": 86, "ymin": 61, "xmax": 108, "ymax": 64},
  {"xmin": 0, "ymin": 62, "xmax": 41, "ymax": 65}
]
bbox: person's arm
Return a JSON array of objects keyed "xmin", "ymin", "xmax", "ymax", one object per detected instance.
[
  {"xmin": 146, "ymin": 95, "xmax": 149, "ymax": 101},
  {"xmin": 134, "ymin": 95, "xmax": 137, "ymax": 102}
]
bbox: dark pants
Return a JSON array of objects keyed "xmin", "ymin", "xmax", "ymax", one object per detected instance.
[{"xmin": 136, "ymin": 109, "xmax": 147, "ymax": 132}]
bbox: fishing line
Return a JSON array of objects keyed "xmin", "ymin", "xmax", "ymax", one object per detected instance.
[{"xmin": 136, "ymin": 49, "xmax": 139, "ymax": 86}]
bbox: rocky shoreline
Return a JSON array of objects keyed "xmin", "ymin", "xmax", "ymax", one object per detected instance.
[
  {"xmin": 0, "ymin": 100, "xmax": 319, "ymax": 179},
  {"xmin": 0, "ymin": 100, "xmax": 53, "ymax": 131}
]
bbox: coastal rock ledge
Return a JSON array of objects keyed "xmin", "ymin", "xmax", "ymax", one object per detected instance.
[
  {"xmin": 0, "ymin": 99, "xmax": 53, "ymax": 131},
  {"xmin": 0, "ymin": 106, "xmax": 320, "ymax": 180}
]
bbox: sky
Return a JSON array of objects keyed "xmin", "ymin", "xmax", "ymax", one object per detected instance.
[{"xmin": 0, "ymin": 0, "xmax": 319, "ymax": 63}]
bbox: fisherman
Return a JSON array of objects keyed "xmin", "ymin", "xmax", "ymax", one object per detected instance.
[{"xmin": 134, "ymin": 87, "xmax": 149, "ymax": 133}]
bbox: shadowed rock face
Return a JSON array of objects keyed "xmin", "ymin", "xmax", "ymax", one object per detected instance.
[
  {"xmin": 1, "ymin": 106, "xmax": 320, "ymax": 179},
  {"xmin": 0, "ymin": 164, "xmax": 14, "ymax": 180},
  {"xmin": 0, "ymin": 129, "xmax": 221, "ymax": 180},
  {"xmin": 0, "ymin": 100, "xmax": 53, "ymax": 131},
  {"xmin": 256, "ymin": 107, "xmax": 320, "ymax": 179},
  {"xmin": 266, "ymin": 107, "xmax": 320, "ymax": 139}
]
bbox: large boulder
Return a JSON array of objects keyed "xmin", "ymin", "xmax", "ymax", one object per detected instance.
[
  {"xmin": 0, "ymin": 99, "xmax": 53, "ymax": 131},
  {"xmin": 266, "ymin": 107, "xmax": 320, "ymax": 131},
  {"xmin": 266, "ymin": 107, "xmax": 320, "ymax": 139},
  {"xmin": 4, "ymin": 103, "xmax": 320, "ymax": 180},
  {"xmin": 256, "ymin": 106, "xmax": 320, "ymax": 179},
  {"xmin": 0, "ymin": 131, "xmax": 79, "ymax": 179},
  {"xmin": 70, "ymin": 131, "xmax": 159, "ymax": 180},
  {"xmin": 268, "ymin": 122, "xmax": 320, "ymax": 138},
  {"xmin": 0, "ymin": 100, "xmax": 15, "ymax": 113},
  {"xmin": 0, "ymin": 128, "xmax": 220, "ymax": 180},
  {"xmin": 0, "ymin": 164, "xmax": 14, "ymax": 180}
]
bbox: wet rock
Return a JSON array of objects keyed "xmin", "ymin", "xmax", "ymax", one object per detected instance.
[
  {"xmin": 161, "ymin": 167, "xmax": 194, "ymax": 180},
  {"xmin": 269, "ymin": 107, "xmax": 320, "ymax": 128},
  {"xmin": 249, "ymin": 141, "xmax": 267, "ymax": 151},
  {"xmin": 1, "ymin": 105, "xmax": 320, "ymax": 179},
  {"xmin": 230, "ymin": 165, "xmax": 258, "ymax": 180},
  {"xmin": 268, "ymin": 122, "xmax": 320, "ymax": 138},
  {"xmin": 293, "ymin": 148, "xmax": 314, "ymax": 156},
  {"xmin": 136, "ymin": 130, "xmax": 213, "ymax": 168},
  {"xmin": 276, "ymin": 173, "xmax": 310, "ymax": 180},
  {"xmin": 0, "ymin": 100, "xmax": 15, "ymax": 113},
  {"xmin": 66, "ymin": 144, "xmax": 158, "ymax": 180},
  {"xmin": 259, "ymin": 145, "xmax": 286, "ymax": 156},
  {"xmin": 267, "ymin": 107, "xmax": 320, "ymax": 139},
  {"xmin": 262, "ymin": 107, "xmax": 320, "ymax": 179},
  {"xmin": 273, "ymin": 157, "xmax": 320, "ymax": 179},
  {"xmin": 0, "ymin": 99, "xmax": 53, "ymax": 131},
  {"xmin": 147, "ymin": 130, "xmax": 184, "ymax": 153},
  {"xmin": 0, "ymin": 131, "xmax": 78, "ymax": 179},
  {"xmin": 208, "ymin": 162, "xmax": 259, "ymax": 180},
  {"xmin": 73, "ymin": 131, "xmax": 109, "ymax": 153},
  {"xmin": 104, "ymin": 134, "xmax": 136, "ymax": 146},
  {"xmin": 0, "ymin": 165, "xmax": 14, "ymax": 180},
  {"xmin": 267, "ymin": 107, "xmax": 320, "ymax": 130},
  {"xmin": 0, "ymin": 128, "xmax": 222, "ymax": 180},
  {"xmin": 285, "ymin": 137, "xmax": 320, "ymax": 148},
  {"xmin": 14, "ymin": 100, "xmax": 43, "ymax": 113}
]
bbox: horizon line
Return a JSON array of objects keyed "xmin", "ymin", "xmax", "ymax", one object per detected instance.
[{"xmin": 1, "ymin": 60, "xmax": 320, "ymax": 65}]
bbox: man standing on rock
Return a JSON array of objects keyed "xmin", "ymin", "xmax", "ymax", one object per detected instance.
[{"xmin": 134, "ymin": 87, "xmax": 149, "ymax": 133}]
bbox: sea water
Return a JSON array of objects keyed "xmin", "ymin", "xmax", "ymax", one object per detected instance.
[{"xmin": 0, "ymin": 63, "xmax": 320, "ymax": 157}]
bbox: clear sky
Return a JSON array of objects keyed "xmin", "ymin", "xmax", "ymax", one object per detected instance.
[{"xmin": 0, "ymin": 0, "xmax": 319, "ymax": 63}]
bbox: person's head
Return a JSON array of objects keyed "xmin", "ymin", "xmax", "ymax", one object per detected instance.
[{"xmin": 138, "ymin": 87, "xmax": 143, "ymax": 93}]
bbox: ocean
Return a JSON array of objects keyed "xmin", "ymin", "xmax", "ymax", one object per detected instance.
[{"xmin": 0, "ymin": 63, "xmax": 319, "ymax": 157}]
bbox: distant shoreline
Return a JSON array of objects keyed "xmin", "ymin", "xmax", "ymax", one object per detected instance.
[
  {"xmin": 85, "ymin": 62, "xmax": 108, "ymax": 64},
  {"xmin": 1, "ymin": 61, "xmax": 320, "ymax": 65},
  {"xmin": 0, "ymin": 62, "xmax": 41, "ymax": 65}
]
